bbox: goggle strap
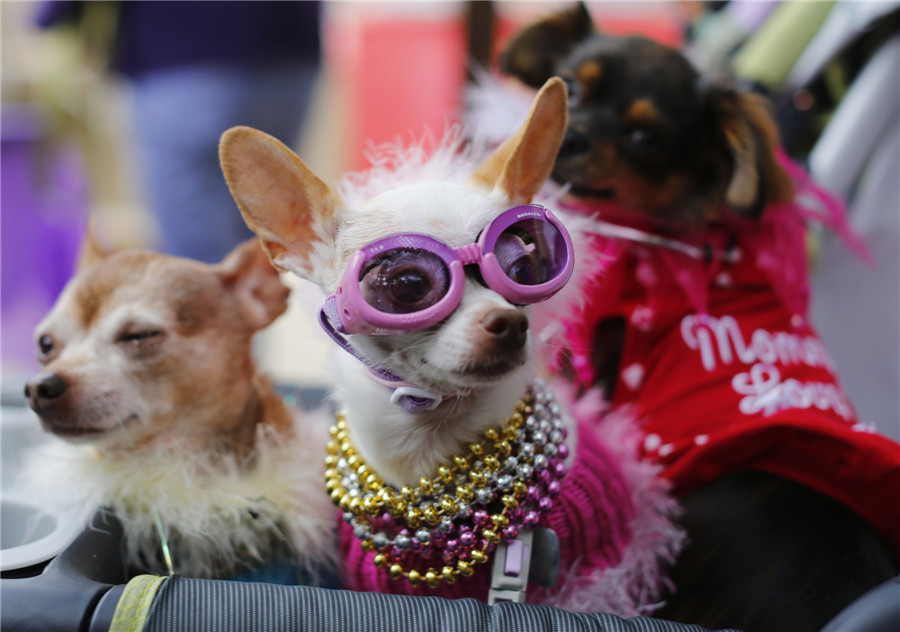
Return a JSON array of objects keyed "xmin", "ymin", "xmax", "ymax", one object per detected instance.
[
  {"xmin": 318, "ymin": 298, "xmax": 406, "ymax": 385},
  {"xmin": 318, "ymin": 301, "xmax": 445, "ymax": 414},
  {"xmin": 588, "ymin": 219, "xmax": 738, "ymax": 262}
]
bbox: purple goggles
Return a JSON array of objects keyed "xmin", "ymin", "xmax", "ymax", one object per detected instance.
[{"xmin": 322, "ymin": 204, "xmax": 574, "ymax": 336}]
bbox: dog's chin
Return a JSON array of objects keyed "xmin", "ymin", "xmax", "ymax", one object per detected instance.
[
  {"xmin": 39, "ymin": 413, "xmax": 139, "ymax": 444},
  {"xmin": 447, "ymin": 354, "xmax": 528, "ymax": 387},
  {"xmin": 567, "ymin": 183, "xmax": 617, "ymax": 200}
]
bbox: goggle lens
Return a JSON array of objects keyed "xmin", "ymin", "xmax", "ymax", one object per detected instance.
[
  {"xmin": 495, "ymin": 217, "xmax": 569, "ymax": 287},
  {"xmin": 359, "ymin": 249, "xmax": 450, "ymax": 315}
]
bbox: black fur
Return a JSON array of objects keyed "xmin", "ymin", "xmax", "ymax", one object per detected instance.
[
  {"xmin": 499, "ymin": 4, "xmax": 899, "ymax": 630},
  {"xmin": 659, "ymin": 471, "xmax": 898, "ymax": 632}
]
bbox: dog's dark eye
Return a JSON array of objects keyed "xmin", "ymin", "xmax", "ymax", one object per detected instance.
[
  {"xmin": 496, "ymin": 232, "xmax": 543, "ymax": 286},
  {"xmin": 38, "ymin": 335, "xmax": 55, "ymax": 356},
  {"xmin": 391, "ymin": 271, "xmax": 430, "ymax": 304},
  {"xmin": 629, "ymin": 127, "xmax": 660, "ymax": 149},
  {"xmin": 360, "ymin": 249, "xmax": 449, "ymax": 314},
  {"xmin": 560, "ymin": 75, "xmax": 580, "ymax": 105},
  {"xmin": 627, "ymin": 127, "xmax": 666, "ymax": 162},
  {"xmin": 558, "ymin": 75, "xmax": 580, "ymax": 105}
]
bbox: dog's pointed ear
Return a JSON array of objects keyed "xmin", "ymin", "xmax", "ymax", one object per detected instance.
[
  {"xmin": 76, "ymin": 216, "xmax": 112, "ymax": 272},
  {"xmin": 218, "ymin": 238, "xmax": 290, "ymax": 331},
  {"xmin": 219, "ymin": 126, "xmax": 341, "ymax": 286},
  {"xmin": 471, "ymin": 77, "xmax": 568, "ymax": 203},
  {"xmin": 708, "ymin": 87, "xmax": 794, "ymax": 215},
  {"xmin": 499, "ymin": 2, "xmax": 594, "ymax": 88}
]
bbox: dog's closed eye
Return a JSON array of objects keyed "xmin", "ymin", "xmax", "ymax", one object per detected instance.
[{"xmin": 115, "ymin": 326, "xmax": 165, "ymax": 347}]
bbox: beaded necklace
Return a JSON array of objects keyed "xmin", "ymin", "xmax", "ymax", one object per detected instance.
[{"xmin": 325, "ymin": 381, "xmax": 570, "ymax": 588}]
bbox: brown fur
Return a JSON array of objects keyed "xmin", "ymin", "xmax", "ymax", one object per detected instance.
[
  {"xmin": 22, "ymin": 236, "xmax": 340, "ymax": 582},
  {"xmin": 26, "ymin": 237, "xmax": 292, "ymax": 461}
]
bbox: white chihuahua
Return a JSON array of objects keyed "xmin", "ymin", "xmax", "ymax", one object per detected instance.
[{"xmin": 220, "ymin": 78, "xmax": 681, "ymax": 613}]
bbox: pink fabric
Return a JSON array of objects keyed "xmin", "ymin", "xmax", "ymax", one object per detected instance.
[
  {"xmin": 337, "ymin": 421, "xmax": 637, "ymax": 602},
  {"xmin": 775, "ymin": 149, "xmax": 872, "ymax": 264}
]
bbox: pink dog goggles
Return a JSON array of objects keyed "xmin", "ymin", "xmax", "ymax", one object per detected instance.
[{"xmin": 321, "ymin": 204, "xmax": 574, "ymax": 336}]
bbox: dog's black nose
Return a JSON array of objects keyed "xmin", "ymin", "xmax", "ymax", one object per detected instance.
[
  {"xmin": 482, "ymin": 309, "xmax": 529, "ymax": 351},
  {"xmin": 558, "ymin": 128, "xmax": 592, "ymax": 159},
  {"xmin": 24, "ymin": 372, "xmax": 68, "ymax": 408}
]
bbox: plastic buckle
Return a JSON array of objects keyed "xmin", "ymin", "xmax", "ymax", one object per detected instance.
[
  {"xmin": 488, "ymin": 529, "xmax": 534, "ymax": 604},
  {"xmin": 389, "ymin": 386, "xmax": 442, "ymax": 412}
]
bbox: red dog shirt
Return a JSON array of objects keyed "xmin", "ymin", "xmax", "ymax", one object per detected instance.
[{"xmin": 555, "ymin": 194, "xmax": 900, "ymax": 559}]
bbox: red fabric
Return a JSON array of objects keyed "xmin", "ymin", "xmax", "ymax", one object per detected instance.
[
  {"xmin": 557, "ymin": 200, "xmax": 900, "ymax": 559},
  {"xmin": 337, "ymin": 421, "xmax": 636, "ymax": 600}
]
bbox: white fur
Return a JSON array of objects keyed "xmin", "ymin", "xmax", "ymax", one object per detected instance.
[
  {"xmin": 337, "ymin": 126, "xmax": 476, "ymax": 209},
  {"xmin": 331, "ymin": 346, "xmax": 535, "ymax": 486},
  {"xmin": 465, "ymin": 70, "xmax": 534, "ymax": 151},
  {"xmin": 18, "ymin": 414, "xmax": 336, "ymax": 579}
]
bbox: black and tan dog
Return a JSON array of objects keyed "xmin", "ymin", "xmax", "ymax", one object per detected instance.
[
  {"xmin": 496, "ymin": 4, "xmax": 900, "ymax": 631},
  {"xmin": 500, "ymin": 2, "xmax": 793, "ymax": 225}
]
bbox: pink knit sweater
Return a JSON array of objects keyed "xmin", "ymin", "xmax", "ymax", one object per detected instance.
[{"xmin": 337, "ymin": 420, "xmax": 671, "ymax": 611}]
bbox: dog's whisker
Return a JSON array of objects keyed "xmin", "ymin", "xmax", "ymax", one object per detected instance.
[
  {"xmin": 113, "ymin": 410, "xmax": 139, "ymax": 449},
  {"xmin": 111, "ymin": 409, "xmax": 176, "ymax": 575}
]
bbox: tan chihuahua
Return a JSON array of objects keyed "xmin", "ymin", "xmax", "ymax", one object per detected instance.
[
  {"xmin": 21, "ymin": 236, "xmax": 336, "ymax": 583},
  {"xmin": 219, "ymin": 78, "xmax": 682, "ymax": 613}
]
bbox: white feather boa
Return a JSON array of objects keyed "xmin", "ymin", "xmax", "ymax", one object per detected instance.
[
  {"xmin": 541, "ymin": 384, "xmax": 685, "ymax": 615},
  {"xmin": 18, "ymin": 418, "xmax": 336, "ymax": 580}
]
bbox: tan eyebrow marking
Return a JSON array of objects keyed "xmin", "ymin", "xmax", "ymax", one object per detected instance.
[
  {"xmin": 576, "ymin": 60, "xmax": 603, "ymax": 84},
  {"xmin": 623, "ymin": 99, "xmax": 660, "ymax": 125}
]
